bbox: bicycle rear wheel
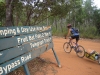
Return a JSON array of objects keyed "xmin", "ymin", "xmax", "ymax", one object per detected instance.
[
  {"xmin": 76, "ymin": 45, "xmax": 85, "ymax": 58},
  {"xmin": 63, "ymin": 42, "xmax": 72, "ymax": 53}
]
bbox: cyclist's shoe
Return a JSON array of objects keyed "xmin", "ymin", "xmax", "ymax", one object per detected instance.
[
  {"xmin": 71, "ymin": 46, "xmax": 76, "ymax": 48},
  {"xmin": 71, "ymin": 46, "xmax": 74, "ymax": 48},
  {"xmin": 76, "ymin": 49, "xmax": 82, "ymax": 53}
]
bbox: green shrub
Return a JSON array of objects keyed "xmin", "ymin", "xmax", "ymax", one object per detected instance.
[{"xmin": 52, "ymin": 25, "xmax": 100, "ymax": 39}]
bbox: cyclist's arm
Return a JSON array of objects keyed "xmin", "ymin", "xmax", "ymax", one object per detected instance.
[{"xmin": 66, "ymin": 29, "xmax": 71, "ymax": 39}]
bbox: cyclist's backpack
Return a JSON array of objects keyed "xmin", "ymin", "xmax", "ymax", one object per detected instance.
[{"xmin": 71, "ymin": 28, "xmax": 79, "ymax": 33}]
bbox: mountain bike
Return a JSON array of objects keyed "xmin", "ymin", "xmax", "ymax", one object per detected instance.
[{"xmin": 63, "ymin": 38, "xmax": 85, "ymax": 58}]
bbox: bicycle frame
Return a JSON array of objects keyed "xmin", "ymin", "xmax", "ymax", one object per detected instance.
[{"xmin": 68, "ymin": 38, "xmax": 78, "ymax": 51}]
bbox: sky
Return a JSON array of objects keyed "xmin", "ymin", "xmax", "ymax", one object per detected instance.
[{"xmin": 93, "ymin": 0, "xmax": 100, "ymax": 8}]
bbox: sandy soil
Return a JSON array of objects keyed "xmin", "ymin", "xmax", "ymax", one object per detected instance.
[{"xmin": 40, "ymin": 37, "xmax": 100, "ymax": 75}]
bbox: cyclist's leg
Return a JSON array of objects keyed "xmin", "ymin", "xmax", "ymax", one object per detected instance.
[
  {"xmin": 69, "ymin": 37, "xmax": 73, "ymax": 45},
  {"xmin": 76, "ymin": 35, "xmax": 79, "ymax": 46},
  {"xmin": 70, "ymin": 36, "xmax": 75, "ymax": 46}
]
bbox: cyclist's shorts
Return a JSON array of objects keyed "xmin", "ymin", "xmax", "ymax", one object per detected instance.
[{"xmin": 71, "ymin": 35, "xmax": 79, "ymax": 41}]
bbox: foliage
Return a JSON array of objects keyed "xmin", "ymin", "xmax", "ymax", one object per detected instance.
[
  {"xmin": 51, "ymin": 1, "xmax": 71, "ymax": 18},
  {"xmin": 79, "ymin": 26, "xmax": 100, "ymax": 39},
  {"xmin": 52, "ymin": 25, "xmax": 67, "ymax": 37},
  {"xmin": 93, "ymin": 9, "xmax": 100, "ymax": 34},
  {"xmin": 0, "ymin": 0, "xmax": 100, "ymax": 39},
  {"xmin": 0, "ymin": 2, "xmax": 5, "ymax": 19},
  {"xmin": 52, "ymin": 25, "xmax": 100, "ymax": 39}
]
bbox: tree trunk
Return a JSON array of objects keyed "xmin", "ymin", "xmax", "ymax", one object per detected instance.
[
  {"xmin": 5, "ymin": 0, "xmax": 14, "ymax": 26},
  {"xmin": 15, "ymin": 12, "xmax": 19, "ymax": 26},
  {"xmin": 60, "ymin": 18, "xmax": 63, "ymax": 32},
  {"xmin": 54, "ymin": 18, "xmax": 57, "ymax": 30}
]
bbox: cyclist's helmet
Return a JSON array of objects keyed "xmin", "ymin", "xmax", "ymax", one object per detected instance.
[{"xmin": 67, "ymin": 24, "xmax": 72, "ymax": 28}]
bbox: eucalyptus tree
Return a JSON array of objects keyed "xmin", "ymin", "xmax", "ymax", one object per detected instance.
[
  {"xmin": 13, "ymin": 0, "xmax": 24, "ymax": 25},
  {"xmin": 67, "ymin": 0, "xmax": 84, "ymax": 27},
  {"xmin": 15, "ymin": 0, "xmax": 40, "ymax": 25},
  {"xmin": 93, "ymin": 9, "xmax": 100, "ymax": 34},
  {"xmin": 0, "ymin": 1, "xmax": 5, "ymax": 26},
  {"xmin": 74, "ymin": 0, "xmax": 84, "ymax": 25},
  {"xmin": 51, "ymin": 0, "xmax": 71, "ymax": 31},
  {"xmin": 5, "ymin": 0, "xmax": 26, "ymax": 26},
  {"xmin": 32, "ymin": 0, "xmax": 55, "ymax": 25},
  {"xmin": 83, "ymin": 0, "xmax": 94, "ymax": 25},
  {"xmin": 17, "ymin": 0, "xmax": 56, "ymax": 25},
  {"xmin": 5, "ymin": 0, "xmax": 14, "ymax": 26},
  {"xmin": 5, "ymin": 0, "xmax": 56, "ymax": 26},
  {"xmin": 5, "ymin": 0, "xmax": 74, "ymax": 27}
]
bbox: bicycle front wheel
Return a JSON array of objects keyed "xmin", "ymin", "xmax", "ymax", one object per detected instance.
[
  {"xmin": 76, "ymin": 45, "xmax": 85, "ymax": 58},
  {"xmin": 63, "ymin": 42, "xmax": 72, "ymax": 53}
]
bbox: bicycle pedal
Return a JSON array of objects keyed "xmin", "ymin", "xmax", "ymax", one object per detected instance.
[
  {"xmin": 76, "ymin": 50, "xmax": 82, "ymax": 53},
  {"xmin": 71, "ymin": 46, "xmax": 76, "ymax": 48},
  {"xmin": 71, "ymin": 46, "xmax": 74, "ymax": 48}
]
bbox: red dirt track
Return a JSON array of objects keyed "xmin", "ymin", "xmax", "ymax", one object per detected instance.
[{"xmin": 41, "ymin": 37, "xmax": 100, "ymax": 75}]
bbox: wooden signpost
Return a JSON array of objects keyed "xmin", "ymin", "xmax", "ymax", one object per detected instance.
[{"xmin": 0, "ymin": 26, "xmax": 61, "ymax": 75}]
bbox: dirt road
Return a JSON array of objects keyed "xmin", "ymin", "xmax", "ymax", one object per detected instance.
[{"xmin": 41, "ymin": 37, "xmax": 100, "ymax": 75}]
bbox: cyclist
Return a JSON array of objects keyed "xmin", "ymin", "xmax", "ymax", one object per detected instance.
[{"xmin": 66, "ymin": 24, "xmax": 79, "ymax": 47}]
